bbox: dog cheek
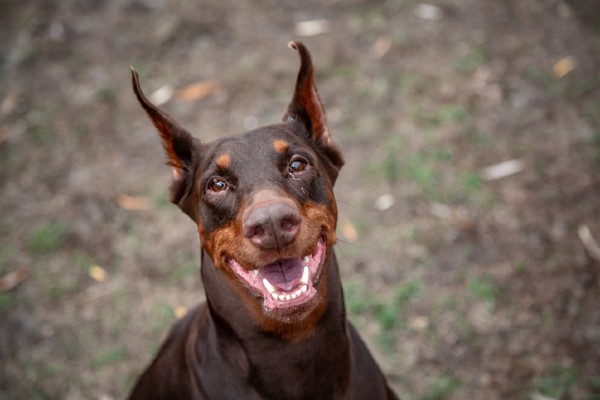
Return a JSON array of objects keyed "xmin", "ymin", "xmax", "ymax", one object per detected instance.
[
  {"xmin": 302, "ymin": 201, "xmax": 337, "ymax": 245},
  {"xmin": 201, "ymin": 222, "xmax": 240, "ymax": 269}
]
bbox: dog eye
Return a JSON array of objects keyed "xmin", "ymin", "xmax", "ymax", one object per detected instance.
[
  {"xmin": 207, "ymin": 177, "xmax": 228, "ymax": 193},
  {"xmin": 288, "ymin": 157, "xmax": 308, "ymax": 174}
]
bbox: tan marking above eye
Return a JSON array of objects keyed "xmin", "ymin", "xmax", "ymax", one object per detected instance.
[
  {"xmin": 273, "ymin": 139, "xmax": 289, "ymax": 154},
  {"xmin": 216, "ymin": 154, "xmax": 231, "ymax": 169}
]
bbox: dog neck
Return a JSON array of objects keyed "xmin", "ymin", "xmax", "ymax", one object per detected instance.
[{"xmin": 199, "ymin": 249, "xmax": 352, "ymax": 398}]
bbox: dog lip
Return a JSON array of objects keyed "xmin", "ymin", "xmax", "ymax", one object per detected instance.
[{"xmin": 226, "ymin": 236, "xmax": 326, "ymax": 311}]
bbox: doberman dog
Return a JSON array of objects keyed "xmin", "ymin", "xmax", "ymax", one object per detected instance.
[{"xmin": 128, "ymin": 42, "xmax": 398, "ymax": 400}]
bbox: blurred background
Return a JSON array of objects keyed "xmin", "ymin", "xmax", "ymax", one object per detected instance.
[{"xmin": 1, "ymin": 0, "xmax": 600, "ymax": 399}]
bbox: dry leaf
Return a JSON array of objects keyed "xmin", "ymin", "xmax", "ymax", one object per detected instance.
[
  {"xmin": 89, "ymin": 265, "xmax": 107, "ymax": 282},
  {"xmin": 117, "ymin": 194, "xmax": 151, "ymax": 211},
  {"xmin": 409, "ymin": 316, "xmax": 429, "ymax": 330},
  {"xmin": 174, "ymin": 306, "xmax": 188, "ymax": 319},
  {"xmin": 578, "ymin": 224, "xmax": 600, "ymax": 262},
  {"xmin": 0, "ymin": 128, "xmax": 8, "ymax": 145},
  {"xmin": 430, "ymin": 202, "xmax": 475, "ymax": 231},
  {"xmin": 531, "ymin": 391, "xmax": 557, "ymax": 400},
  {"xmin": 414, "ymin": 4, "xmax": 443, "ymax": 20},
  {"xmin": 372, "ymin": 36, "xmax": 392, "ymax": 58},
  {"xmin": 340, "ymin": 217, "xmax": 359, "ymax": 243},
  {"xmin": 552, "ymin": 56, "xmax": 576, "ymax": 79},
  {"xmin": 1, "ymin": 92, "xmax": 19, "ymax": 116},
  {"xmin": 0, "ymin": 266, "xmax": 29, "ymax": 292},
  {"xmin": 374, "ymin": 194, "xmax": 395, "ymax": 211},
  {"xmin": 149, "ymin": 85, "xmax": 174, "ymax": 106},
  {"xmin": 295, "ymin": 20, "xmax": 330, "ymax": 37},
  {"xmin": 481, "ymin": 159, "xmax": 524, "ymax": 181},
  {"xmin": 174, "ymin": 80, "xmax": 219, "ymax": 102}
]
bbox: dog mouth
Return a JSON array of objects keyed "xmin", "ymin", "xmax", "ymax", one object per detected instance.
[{"xmin": 226, "ymin": 236, "xmax": 326, "ymax": 312}]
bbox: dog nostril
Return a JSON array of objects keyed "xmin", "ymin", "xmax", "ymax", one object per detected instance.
[
  {"xmin": 281, "ymin": 219, "xmax": 292, "ymax": 230},
  {"xmin": 253, "ymin": 226, "xmax": 265, "ymax": 238}
]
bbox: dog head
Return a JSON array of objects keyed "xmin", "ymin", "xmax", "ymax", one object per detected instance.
[{"xmin": 131, "ymin": 42, "xmax": 344, "ymax": 333}]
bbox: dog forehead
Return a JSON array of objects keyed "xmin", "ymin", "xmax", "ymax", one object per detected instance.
[{"xmin": 211, "ymin": 125, "xmax": 307, "ymax": 166}]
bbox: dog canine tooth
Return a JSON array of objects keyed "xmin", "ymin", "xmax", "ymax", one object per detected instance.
[
  {"xmin": 300, "ymin": 265, "xmax": 309, "ymax": 285},
  {"xmin": 252, "ymin": 270, "xmax": 259, "ymax": 278},
  {"xmin": 303, "ymin": 256, "xmax": 310, "ymax": 263},
  {"xmin": 263, "ymin": 278, "xmax": 276, "ymax": 294}
]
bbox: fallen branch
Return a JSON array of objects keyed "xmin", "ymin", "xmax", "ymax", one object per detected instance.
[{"xmin": 578, "ymin": 224, "xmax": 600, "ymax": 262}]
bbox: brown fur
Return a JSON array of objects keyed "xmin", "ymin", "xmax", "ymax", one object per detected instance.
[{"xmin": 127, "ymin": 42, "xmax": 397, "ymax": 400}]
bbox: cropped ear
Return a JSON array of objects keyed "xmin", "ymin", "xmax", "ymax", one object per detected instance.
[
  {"xmin": 283, "ymin": 42, "xmax": 344, "ymax": 181},
  {"xmin": 283, "ymin": 41, "xmax": 331, "ymax": 147},
  {"xmin": 131, "ymin": 68, "xmax": 198, "ymax": 218}
]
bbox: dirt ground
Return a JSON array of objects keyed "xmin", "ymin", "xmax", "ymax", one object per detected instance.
[{"xmin": 1, "ymin": 0, "xmax": 600, "ymax": 399}]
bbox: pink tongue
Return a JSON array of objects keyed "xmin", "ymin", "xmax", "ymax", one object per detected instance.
[{"xmin": 260, "ymin": 258, "xmax": 304, "ymax": 291}]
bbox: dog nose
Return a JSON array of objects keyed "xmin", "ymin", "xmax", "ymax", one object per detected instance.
[{"xmin": 243, "ymin": 202, "xmax": 301, "ymax": 250}]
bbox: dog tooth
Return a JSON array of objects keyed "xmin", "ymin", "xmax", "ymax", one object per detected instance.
[
  {"xmin": 272, "ymin": 293, "xmax": 278, "ymax": 300},
  {"xmin": 300, "ymin": 265, "xmax": 309, "ymax": 285},
  {"xmin": 291, "ymin": 293, "xmax": 297, "ymax": 299},
  {"xmin": 252, "ymin": 270, "xmax": 258, "ymax": 278},
  {"xmin": 263, "ymin": 278, "xmax": 276, "ymax": 294},
  {"xmin": 278, "ymin": 294, "xmax": 286, "ymax": 301},
  {"xmin": 295, "ymin": 289, "xmax": 302, "ymax": 297},
  {"xmin": 303, "ymin": 256, "xmax": 310, "ymax": 263},
  {"xmin": 301, "ymin": 284, "xmax": 308, "ymax": 293},
  {"xmin": 285, "ymin": 294, "xmax": 291, "ymax": 300}
]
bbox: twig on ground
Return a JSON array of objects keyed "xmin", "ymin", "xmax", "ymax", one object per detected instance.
[{"xmin": 578, "ymin": 224, "xmax": 600, "ymax": 263}]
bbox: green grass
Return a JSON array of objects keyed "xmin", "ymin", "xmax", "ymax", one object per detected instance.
[
  {"xmin": 421, "ymin": 375, "xmax": 462, "ymax": 400},
  {"xmin": 0, "ymin": 292, "xmax": 13, "ymax": 314},
  {"xmin": 344, "ymin": 278, "xmax": 423, "ymax": 349},
  {"xmin": 325, "ymin": 63, "xmax": 360, "ymax": 81},
  {"xmin": 412, "ymin": 104, "xmax": 469, "ymax": 128},
  {"xmin": 47, "ymin": 283, "xmax": 77, "ymax": 302},
  {"xmin": 526, "ymin": 66, "xmax": 567, "ymax": 98},
  {"xmin": 97, "ymin": 86, "xmax": 116, "ymax": 103},
  {"xmin": 452, "ymin": 46, "xmax": 487, "ymax": 74},
  {"xmin": 25, "ymin": 106, "xmax": 58, "ymax": 144},
  {"xmin": 395, "ymin": 71, "xmax": 427, "ymax": 95},
  {"xmin": 366, "ymin": 134, "xmax": 406, "ymax": 184},
  {"xmin": 92, "ymin": 347, "xmax": 127, "ymax": 370},
  {"xmin": 514, "ymin": 261, "xmax": 528, "ymax": 273},
  {"xmin": 533, "ymin": 366, "xmax": 578, "ymax": 399},
  {"xmin": 381, "ymin": 151, "xmax": 402, "ymax": 184},
  {"xmin": 407, "ymin": 155, "xmax": 438, "ymax": 190},
  {"xmin": 150, "ymin": 301, "xmax": 176, "ymax": 335},
  {"xmin": 152, "ymin": 191, "xmax": 171, "ymax": 208},
  {"xmin": 461, "ymin": 172, "xmax": 482, "ymax": 193},
  {"xmin": 168, "ymin": 257, "xmax": 199, "ymax": 284},
  {"xmin": 467, "ymin": 275, "xmax": 498, "ymax": 310},
  {"xmin": 354, "ymin": 7, "xmax": 387, "ymax": 31},
  {"xmin": 26, "ymin": 123, "xmax": 56, "ymax": 144},
  {"xmin": 589, "ymin": 376, "xmax": 600, "ymax": 400},
  {"xmin": 592, "ymin": 129, "xmax": 600, "ymax": 164},
  {"xmin": 27, "ymin": 222, "xmax": 68, "ymax": 255},
  {"xmin": 0, "ymin": 244, "xmax": 12, "ymax": 275}
]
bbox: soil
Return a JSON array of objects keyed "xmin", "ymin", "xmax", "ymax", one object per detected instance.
[{"xmin": 1, "ymin": 0, "xmax": 599, "ymax": 399}]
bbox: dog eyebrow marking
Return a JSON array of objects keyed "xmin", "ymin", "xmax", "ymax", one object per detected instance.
[
  {"xmin": 273, "ymin": 139, "xmax": 289, "ymax": 154},
  {"xmin": 216, "ymin": 154, "xmax": 231, "ymax": 169}
]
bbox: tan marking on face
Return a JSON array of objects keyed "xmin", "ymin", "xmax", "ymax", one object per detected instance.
[
  {"xmin": 199, "ymin": 192, "xmax": 337, "ymax": 339},
  {"xmin": 216, "ymin": 154, "xmax": 231, "ymax": 169},
  {"xmin": 272, "ymin": 139, "xmax": 289, "ymax": 154}
]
